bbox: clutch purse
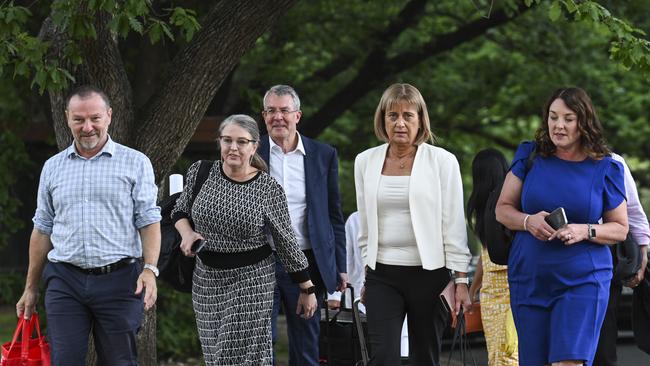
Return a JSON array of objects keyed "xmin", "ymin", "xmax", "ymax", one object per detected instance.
[{"xmin": 545, "ymin": 207, "xmax": 568, "ymax": 230}]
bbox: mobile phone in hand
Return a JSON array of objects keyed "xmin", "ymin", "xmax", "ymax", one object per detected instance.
[
  {"xmin": 545, "ymin": 207, "xmax": 568, "ymax": 230},
  {"xmin": 191, "ymin": 239, "xmax": 205, "ymax": 253}
]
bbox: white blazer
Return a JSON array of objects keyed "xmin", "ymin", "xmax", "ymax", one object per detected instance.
[{"xmin": 354, "ymin": 143, "xmax": 471, "ymax": 272}]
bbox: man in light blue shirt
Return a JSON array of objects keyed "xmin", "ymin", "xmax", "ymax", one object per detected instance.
[{"xmin": 16, "ymin": 85, "xmax": 161, "ymax": 366}]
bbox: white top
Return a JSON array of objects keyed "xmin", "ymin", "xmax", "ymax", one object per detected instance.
[
  {"xmin": 377, "ymin": 175, "xmax": 421, "ymax": 266},
  {"xmin": 268, "ymin": 134, "xmax": 311, "ymax": 250},
  {"xmin": 354, "ymin": 143, "xmax": 471, "ymax": 272}
]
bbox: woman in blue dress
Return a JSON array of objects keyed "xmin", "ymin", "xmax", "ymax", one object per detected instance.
[{"xmin": 495, "ymin": 87, "xmax": 629, "ymax": 366}]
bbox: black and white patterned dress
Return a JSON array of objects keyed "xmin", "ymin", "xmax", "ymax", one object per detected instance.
[{"xmin": 171, "ymin": 161, "xmax": 309, "ymax": 365}]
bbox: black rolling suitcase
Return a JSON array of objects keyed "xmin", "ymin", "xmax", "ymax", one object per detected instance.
[{"xmin": 318, "ymin": 285, "xmax": 369, "ymax": 366}]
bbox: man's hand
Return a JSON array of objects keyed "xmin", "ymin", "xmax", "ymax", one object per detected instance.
[
  {"xmin": 296, "ymin": 293, "xmax": 317, "ymax": 319},
  {"xmin": 135, "ymin": 270, "xmax": 157, "ymax": 311},
  {"xmin": 337, "ymin": 272, "xmax": 349, "ymax": 292},
  {"xmin": 624, "ymin": 245, "xmax": 648, "ymax": 288},
  {"xmin": 16, "ymin": 289, "xmax": 39, "ymax": 319}
]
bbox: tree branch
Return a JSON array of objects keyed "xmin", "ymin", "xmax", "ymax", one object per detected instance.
[
  {"xmin": 303, "ymin": 0, "xmax": 428, "ymax": 85},
  {"xmin": 299, "ymin": 1, "xmax": 533, "ymax": 138}
]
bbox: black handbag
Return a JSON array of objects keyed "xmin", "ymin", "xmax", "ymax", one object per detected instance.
[
  {"xmin": 319, "ymin": 285, "xmax": 368, "ymax": 366},
  {"xmin": 446, "ymin": 308, "xmax": 478, "ymax": 366},
  {"xmin": 159, "ymin": 160, "xmax": 213, "ymax": 292}
]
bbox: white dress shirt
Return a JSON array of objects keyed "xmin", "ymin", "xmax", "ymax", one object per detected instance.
[{"xmin": 268, "ymin": 134, "xmax": 311, "ymax": 250}]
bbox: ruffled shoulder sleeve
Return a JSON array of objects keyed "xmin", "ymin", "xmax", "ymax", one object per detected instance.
[
  {"xmin": 603, "ymin": 157, "xmax": 626, "ymax": 211},
  {"xmin": 509, "ymin": 141, "xmax": 536, "ymax": 180}
]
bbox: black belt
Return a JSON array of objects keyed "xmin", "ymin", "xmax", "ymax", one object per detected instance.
[
  {"xmin": 198, "ymin": 245, "xmax": 272, "ymax": 269},
  {"xmin": 64, "ymin": 257, "xmax": 138, "ymax": 275}
]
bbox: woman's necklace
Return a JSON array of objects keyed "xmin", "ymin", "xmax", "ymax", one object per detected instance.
[{"xmin": 390, "ymin": 148, "xmax": 416, "ymax": 169}]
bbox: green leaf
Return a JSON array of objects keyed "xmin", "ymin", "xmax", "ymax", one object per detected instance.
[
  {"xmin": 564, "ymin": 0, "xmax": 578, "ymax": 14},
  {"xmin": 549, "ymin": 1, "xmax": 562, "ymax": 22},
  {"xmin": 127, "ymin": 16, "xmax": 143, "ymax": 34},
  {"xmin": 13, "ymin": 62, "xmax": 29, "ymax": 77},
  {"xmin": 148, "ymin": 22, "xmax": 162, "ymax": 44},
  {"xmin": 160, "ymin": 22, "xmax": 174, "ymax": 41}
]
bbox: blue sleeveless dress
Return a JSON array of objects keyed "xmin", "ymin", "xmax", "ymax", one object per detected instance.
[{"xmin": 507, "ymin": 142, "xmax": 626, "ymax": 365}]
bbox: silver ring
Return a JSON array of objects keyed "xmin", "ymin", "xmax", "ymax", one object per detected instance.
[{"xmin": 567, "ymin": 234, "xmax": 572, "ymax": 240}]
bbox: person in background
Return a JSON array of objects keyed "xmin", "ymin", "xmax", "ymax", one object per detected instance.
[
  {"xmin": 258, "ymin": 85, "xmax": 347, "ymax": 366},
  {"xmin": 594, "ymin": 152, "xmax": 650, "ymax": 366},
  {"xmin": 355, "ymin": 83, "xmax": 472, "ymax": 366},
  {"xmin": 496, "ymin": 87, "xmax": 628, "ymax": 366},
  {"xmin": 327, "ymin": 211, "xmax": 363, "ymax": 310},
  {"xmin": 172, "ymin": 114, "xmax": 317, "ymax": 365},
  {"xmin": 467, "ymin": 148, "xmax": 519, "ymax": 366},
  {"xmin": 16, "ymin": 85, "xmax": 161, "ymax": 365}
]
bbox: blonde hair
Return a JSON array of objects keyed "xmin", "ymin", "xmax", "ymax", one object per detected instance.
[{"xmin": 373, "ymin": 83, "xmax": 435, "ymax": 145}]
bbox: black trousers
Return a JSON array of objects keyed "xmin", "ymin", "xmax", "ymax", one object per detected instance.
[
  {"xmin": 594, "ymin": 245, "xmax": 622, "ymax": 366},
  {"xmin": 365, "ymin": 263, "xmax": 451, "ymax": 366}
]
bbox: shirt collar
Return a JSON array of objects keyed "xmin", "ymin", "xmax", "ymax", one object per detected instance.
[
  {"xmin": 269, "ymin": 133, "xmax": 306, "ymax": 156},
  {"xmin": 66, "ymin": 135, "xmax": 115, "ymax": 159}
]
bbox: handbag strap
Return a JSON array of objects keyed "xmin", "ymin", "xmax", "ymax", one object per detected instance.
[
  {"xmin": 446, "ymin": 309, "xmax": 479, "ymax": 366},
  {"xmin": 21, "ymin": 315, "xmax": 36, "ymax": 360},
  {"xmin": 188, "ymin": 160, "xmax": 213, "ymax": 213},
  {"xmin": 6, "ymin": 317, "xmax": 25, "ymax": 356}
]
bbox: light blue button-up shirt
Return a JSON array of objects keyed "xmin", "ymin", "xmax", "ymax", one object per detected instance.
[{"xmin": 32, "ymin": 137, "xmax": 161, "ymax": 268}]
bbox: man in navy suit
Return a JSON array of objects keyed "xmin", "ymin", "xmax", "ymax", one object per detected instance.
[{"xmin": 260, "ymin": 85, "xmax": 347, "ymax": 366}]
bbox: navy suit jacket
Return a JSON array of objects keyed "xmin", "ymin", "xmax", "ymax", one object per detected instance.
[{"xmin": 259, "ymin": 134, "xmax": 346, "ymax": 292}]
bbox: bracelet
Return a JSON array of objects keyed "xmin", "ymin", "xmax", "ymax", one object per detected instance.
[
  {"xmin": 454, "ymin": 277, "xmax": 469, "ymax": 285},
  {"xmin": 523, "ymin": 214, "xmax": 531, "ymax": 231}
]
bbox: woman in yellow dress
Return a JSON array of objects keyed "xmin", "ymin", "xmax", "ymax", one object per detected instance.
[{"xmin": 467, "ymin": 148, "xmax": 518, "ymax": 366}]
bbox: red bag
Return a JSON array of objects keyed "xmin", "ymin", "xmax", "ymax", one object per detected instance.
[{"xmin": 1, "ymin": 314, "xmax": 51, "ymax": 366}]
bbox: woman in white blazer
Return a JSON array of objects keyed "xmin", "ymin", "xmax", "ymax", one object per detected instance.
[{"xmin": 355, "ymin": 83, "xmax": 472, "ymax": 366}]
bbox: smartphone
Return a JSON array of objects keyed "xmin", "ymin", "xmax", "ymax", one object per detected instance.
[
  {"xmin": 439, "ymin": 294, "xmax": 452, "ymax": 315},
  {"xmin": 191, "ymin": 239, "xmax": 205, "ymax": 253},
  {"xmin": 545, "ymin": 207, "xmax": 568, "ymax": 230}
]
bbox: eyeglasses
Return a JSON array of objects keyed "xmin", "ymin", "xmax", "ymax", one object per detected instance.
[
  {"xmin": 218, "ymin": 136, "xmax": 257, "ymax": 149},
  {"xmin": 262, "ymin": 108, "xmax": 299, "ymax": 117}
]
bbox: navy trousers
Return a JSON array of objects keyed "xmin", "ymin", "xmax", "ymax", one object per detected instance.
[
  {"xmin": 43, "ymin": 261, "xmax": 144, "ymax": 366},
  {"xmin": 271, "ymin": 250, "xmax": 325, "ymax": 366}
]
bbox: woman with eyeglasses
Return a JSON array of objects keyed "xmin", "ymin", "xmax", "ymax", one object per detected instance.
[
  {"xmin": 171, "ymin": 114, "xmax": 317, "ymax": 365},
  {"xmin": 354, "ymin": 83, "xmax": 472, "ymax": 365}
]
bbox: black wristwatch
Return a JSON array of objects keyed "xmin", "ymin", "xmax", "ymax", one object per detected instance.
[{"xmin": 300, "ymin": 285, "xmax": 317, "ymax": 294}]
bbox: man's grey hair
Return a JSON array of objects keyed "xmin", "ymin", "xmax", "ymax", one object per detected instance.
[{"xmin": 263, "ymin": 85, "xmax": 301, "ymax": 111}]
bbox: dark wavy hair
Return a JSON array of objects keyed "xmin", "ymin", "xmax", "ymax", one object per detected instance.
[
  {"xmin": 466, "ymin": 148, "xmax": 508, "ymax": 247},
  {"xmin": 534, "ymin": 87, "xmax": 611, "ymax": 159}
]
